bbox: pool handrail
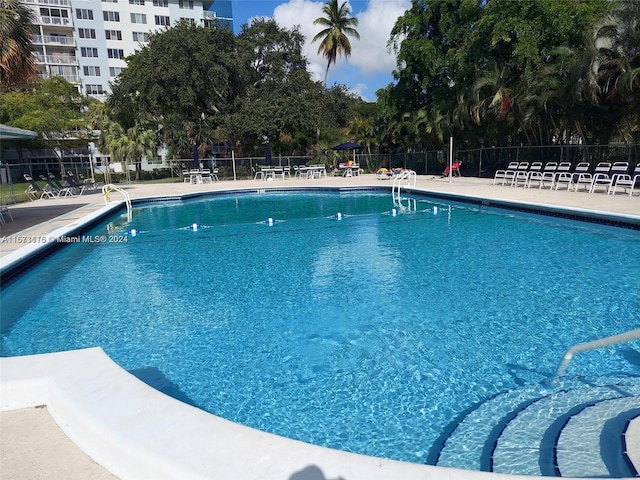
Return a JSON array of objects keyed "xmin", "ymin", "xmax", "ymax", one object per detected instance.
[
  {"xmin": 392, "ymin": 169, "xmax": 416, "ymax": 198},
  {"xmin": 102, "ymin": 184, "xmax": 132, "ymax": 222},
  {"xmin": 553, "ymin": 328, "xmax": 640, "ymax": 383}
]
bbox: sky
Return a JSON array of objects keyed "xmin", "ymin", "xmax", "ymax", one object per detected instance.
[{"xmin": 230, "ymin": 0, "xmax": 411, "ymax": 102}]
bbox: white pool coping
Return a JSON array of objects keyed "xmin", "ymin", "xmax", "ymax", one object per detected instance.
[{"xmin": 1, "ymin": 179, "xmax": 639, "ymax": 479}]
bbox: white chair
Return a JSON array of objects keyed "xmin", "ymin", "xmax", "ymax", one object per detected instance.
[
  {"xmin": 528, "ymin": 162, "xmax": 556, "ymax": 188},
  {"xmin": 609, "ymin": 163, "xmax": 640, "ymax": 195},
  {"xmin": 553, "ymin": 162, "xmax": 574, "ymax": 190},
  {"xmin": 588, "ymin": 162, "xmax": 612, "ymax": 193},
  {"xmin": 493, "ymin": 162, "xmax": 519, "ymax": 185},
  {"xmin": 570, "ymin": 162, "xmax": 592, "ymax": 192}
]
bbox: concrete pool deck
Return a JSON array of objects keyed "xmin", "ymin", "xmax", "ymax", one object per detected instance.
[{"xmin": 1, "ymin": 174, "xmax": 639, "ymax": 480}]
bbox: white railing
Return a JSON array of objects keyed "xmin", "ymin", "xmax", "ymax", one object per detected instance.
[
  {"xmin": 34, "ymin": 54, "xmax": 77, "ymax": 64},
  {"xmin": 553, "ymin": 328, "xmax": 640, "ymax": 383},
  {"xmin": 37, "ymin": 15, "xmax": 71, "ymax": 26},
  {"xmin": 23, "ymin": 0, "xmax": 70, "ymax": 6},
  {"xmin": 32, "ymin": 35, "xmax": 75, "ymax": 46},
  {"xmin": 392, "ymin": 169, "xmax": 416, "ymax": 197},
  {"xmin": 102, "ymin": 184, "xmax": 132, "ymax": 222}
]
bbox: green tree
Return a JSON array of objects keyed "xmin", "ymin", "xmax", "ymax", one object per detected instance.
[
  {"xmin": 0, "ymin": 0, "xmax": 36, "ymax": 89},
  {"xmin": 108, "ymin": 21, "xmax": 240, "ymax": 157},
  {"xmin": 312, "ymin": 0, "xmax": 360, "ymax": 86},
  {"xmin": 0, "ymin": 77, "xmax": 92, "ymax": 172}
]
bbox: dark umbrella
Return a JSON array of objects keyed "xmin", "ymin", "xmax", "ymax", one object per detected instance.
[
  {"xmin": 331, "ymin": 141, "xmax": 364, "ymax": 163},
  {"xmin": 331, "ymin": 141, "xmax": 364, "ymax": 151},
  {"xmin": 192, "ymin": 142, "xmax": 199, "ymax": 169},
  {"xmin": 265, "ymin": 142, "xmax": 272, "ymax": 166}
]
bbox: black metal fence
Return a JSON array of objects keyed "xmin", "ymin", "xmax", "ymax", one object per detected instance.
[{"xmin": 3, "ymin": 143, "xmax": 638, "ymax": 203}]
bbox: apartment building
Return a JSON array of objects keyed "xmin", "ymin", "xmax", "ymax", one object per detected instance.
[{"xmin": 26, "ymin": 0, "xmax": 233, "ymax": 99}]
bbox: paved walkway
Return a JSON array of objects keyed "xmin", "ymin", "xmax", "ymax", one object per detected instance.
[{"xmin": 1, "ymin": 174, "xmax": 638, "ymax": 480}]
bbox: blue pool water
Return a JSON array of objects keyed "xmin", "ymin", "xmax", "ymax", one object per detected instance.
[{"xmin": 1, "ymin": 191, "xmax": 639, "ymax": 466}]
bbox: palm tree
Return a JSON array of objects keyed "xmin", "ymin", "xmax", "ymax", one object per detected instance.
[
  {"xmin": 312, "ymin": 0, "xmax": 360, "ymax": 86},
  {"xmin": 0, "ymin": 0, "xmax": 37, "ymax": 89}
]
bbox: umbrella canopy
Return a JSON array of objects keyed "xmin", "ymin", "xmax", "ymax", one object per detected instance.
[
  {"xmin": 265, "ymin": 143, "xmax": 272, "ymax": 165},
  {"xmin": 331, "ymin": 141, "xmax": 364, "ymax": 151},
  {"xmin": 192, "ymin": 143, "xmax": 199, "ymax": 169}
]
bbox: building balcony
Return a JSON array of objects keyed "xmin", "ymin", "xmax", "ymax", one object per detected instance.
[
  {"xmin": 38, "ymin": 72, "xmax": 80, "ymax": 83},
  {"xmin": 34, "ymin": 53, "xmax": 77, "ymax": 65},
  {"xmin": 32, "ymin": 35, "xmax": 75, "ymax": 46},
  {"xmin": 23, "ymin": 0, "xmax": 70, "ymax": 6}
]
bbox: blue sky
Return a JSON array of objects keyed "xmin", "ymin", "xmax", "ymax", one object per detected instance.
[{"xmin": 229, "ymin": 0, "xmax": 411, "ymax": 101}]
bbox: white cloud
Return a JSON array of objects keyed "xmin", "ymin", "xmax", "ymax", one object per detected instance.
[{"xmin": 272, "ymin": 0, "xmax": 410, "ymax": 85}]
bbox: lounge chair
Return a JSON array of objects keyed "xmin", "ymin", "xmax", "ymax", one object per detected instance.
[
  {"xmin": 63, "ymin": 171, "xmax": 86, "ymax": 195},
  {"xmin": 527, "ymin": 162, "xmax": 557, "ymax": 189},
  {"xmin": 510, "ymin": 162, "xmax": 530, "ymax": 187},
  {"xmin": 588, "ymin": 162, "xmax": 612, "ymax": 193},
  {"xmin": 493, "ymin": 162, "xmax": 519, "ymax": 185},
  {"xmin": 553, "ymin": 162, "xmax": 575, "ymax": 190},
  {"xmin": 23, "ymin": 174, "xmax": 54, "ymax": 200},
  {"xmin": 608, "ymin": 163, "xmax": 640, "ymax": 195},
  {"xmin": 377, "ymin": 168, "xmax": 393, "ymax": 180},
  {"xmin": 40, "ymin": 174, "xmax": 74, "ymax": 197},
  {"xmin": 570, "ymin": 162, "xmax": 592, "ymax": 192},
  {"xmin": 443, "ymin": 160, "xmax": 462, "ymax": 177},
  {"xmin": 601, "ymin": 162, "xmax": 629, "ymax": 194}
]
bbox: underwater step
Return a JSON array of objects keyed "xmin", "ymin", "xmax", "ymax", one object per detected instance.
[
  {"xmin": 435, "ymin": 384, "xmax": 549, "ymax": 471},
  {"xmin": 556, "ymin": 395, "xmax": 640, "ymax": 478},
  {"xmin": 491, "ymin": 386, "xmax": 631, "ymax": 475}
]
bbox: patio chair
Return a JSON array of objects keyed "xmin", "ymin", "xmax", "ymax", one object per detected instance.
[
  {"xmin": 0, "ymin": 204, "xmax": 13, "ymax": 225},
  {"xmin": 527, "ymin": 162, "xmax": 557, "ymax": 188},
  {"xmin": 608, "ymin": 163, "xmax": 640, "ymax": 195},
  {"xmin": 588, "ymin": 162, "xmax": 612, "ymax": 193},
  {"xmin": 376, "ymin": 168, "xmax": 393, "ymax": 180},
  {"xmin": 443, "ymin": 160, "xmax": 462, "ymax": 177},
  {"xmin": 40, "ymin": 174, "xmax": 74, "ymax": 197},
  {"xmin": 23, "ymin": 174, "xmax": 53, "ymax": 200},
  {"xmin": 569, "ymin": 162, "xmax": 592, "ymax": 192},
  {"xmin": 602, "ymin": 162, "xmax": 629, "ymax": 194},
  {"xmin": 63, "ymin": 171, "xmax": 86, "ymax": 195},
  {"xmin": 553, "ymin": 162, "xmax": 575, "ymax": 190},
  {"xmin": 493, "ymin": 162, "xmax": 519, "ymax": 185},
  {"xmin": 510, "ymin": 162, "xmax": 530, "ymax": 187}
]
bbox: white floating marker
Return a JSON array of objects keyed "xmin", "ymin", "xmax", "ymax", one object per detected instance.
[
  {"xmin": 266, "ymin": 218, "xmax": 274, "ymax": 226},
  {"xmin": 192, "ymin": 223, "xmax": 198, "ymax": 231},
  {"xmin": 390, "ymin": 208, "xmax": 397, "ymax": 217},
  {"xmin": 433, "ymin": 206, "xmax": 438, "ymax": 214},
  {"xmin": 130, "ymin": 228, "xmax": 137, "ymax": 237},
  {"xmin": 335, "ymin": 212, "xmax": 343, "ymax": 220}
]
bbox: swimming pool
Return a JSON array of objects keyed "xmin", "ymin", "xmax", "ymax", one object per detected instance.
[{"xmin": 1, "ymin": 190, "xmax": 639, "ymax": 471}]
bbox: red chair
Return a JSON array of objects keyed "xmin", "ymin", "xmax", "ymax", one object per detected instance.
[{"xmin": 443, "ymin": 160, "xmax": 462, "ymax": 177}]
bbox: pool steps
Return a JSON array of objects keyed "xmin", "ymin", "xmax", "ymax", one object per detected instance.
[{"xmin": 435, "ymin": 377, "xmax": 640, "ymax": 477}]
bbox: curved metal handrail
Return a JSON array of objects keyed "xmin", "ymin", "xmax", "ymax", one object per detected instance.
[
  {"xmin": 102, "ymin": 184, "xmax": 132, "ymax": 222},
  {"xmin": 553, "ymin": 328, "xmax": 640, "ymax": 383}
]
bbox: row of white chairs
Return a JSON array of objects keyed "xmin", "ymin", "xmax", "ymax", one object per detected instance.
[{"xmin": 493, "ymin": 161, "xmax": 639, "ymax": 195}]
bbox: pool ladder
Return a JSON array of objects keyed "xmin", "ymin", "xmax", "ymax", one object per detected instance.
[
  {"xmin": 553, "ymin": 328, "xmax": 640, "ymax": 383},
  {"xmin": 102, "ymin": 184, "xmax": 132, "ymax": 222},
  {"xmin": 392, "ymin": 170, "xmax": 417, "ymax": 212}
]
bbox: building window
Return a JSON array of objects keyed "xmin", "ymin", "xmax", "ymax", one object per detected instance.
[
  {"xmin": 178, "ymin": 0, "xmax": 193, "ymax": 9},
  {"xmin": 129, "ymin": 0, "xmax": 145, "ymax": 4},
  {"xmin": 109, "ymin": 66, "xmax": 124, "ymax": 77},
  {"xmin": 76, "ymin": 9, "xmax": 93, "ymax": 20},
  {"xmin": 132, "ymin": 31, "xmax": 149, "ymax": 42},
  {"xmin": 83, "ymin": 66, "xmax": 101, "ymax": 76},
  {"xmin": 80, "ymin": 47, "xmax": 99, "ymax": 57},
  {"xmin": 180, "ymin": 17, "xmax": 195, "ymax": 25},
  {"xmin": 152, "ymin": 0, "xmax": 168, "ymax": 5},
  {"xmin": 78, "ymin": 28, "xmax": 96, "ymax": 39},
  {"xmin": 103, "ymin": 11, "xmax": 120, "ymax": 22},
  {"xmin": 86, "ymin": 84, "xmax": 105, "ymax": 95},
  {"xmin": 102, "ymin": 0, "xmax": 118, "ymax": 3},
  {"xmin": 107, "ymin": 48, "xmax": 125, "ymax": 59},
  {"xmin": 105, "ymin": 30, "xmax": 122, "ymax": 40},
  {"xmin": 155, "ymin": 15, "xmax": 170, "ymax": 26},
  {"xmin": 130, "ymin": 13, "xmax": 147, "ymax": 24}
]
